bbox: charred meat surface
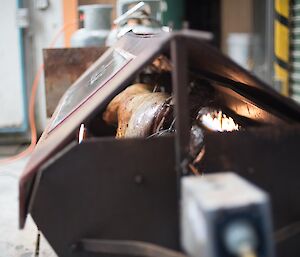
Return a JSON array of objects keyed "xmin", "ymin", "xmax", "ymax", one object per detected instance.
[
  {"xmin": 117, "ymin": 92, "xmax": 170, "ymax": 138},
  {"xmin": 103, "ymin": 83, "xmax": 171, "ymax": 138},
  {"xmin": 103, "ymin": 83, "xmax": 154, "ymax": 125}
]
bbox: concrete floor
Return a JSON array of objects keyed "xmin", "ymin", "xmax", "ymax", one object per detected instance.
[{"xmin": 0, "ymin": 148, "xmax": 57, "ymax": 257}]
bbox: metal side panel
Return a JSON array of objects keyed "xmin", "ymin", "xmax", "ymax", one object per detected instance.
[
  {"xmin": 30, "ymin": 136, "xmax": 179, "ymax": 257},
  {"xmin": 19, "ymin": 33, "xmax": 172, "ymax": 228}
]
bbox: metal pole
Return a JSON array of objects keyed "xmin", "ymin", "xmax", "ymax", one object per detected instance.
[{"xmin": 171, "ymin": 35, "xmax": 190, "ymax": 181}]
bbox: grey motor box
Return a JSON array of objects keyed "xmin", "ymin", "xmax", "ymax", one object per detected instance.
[{"xmin": 181, "ymin": 172, "xmax": 274, "ymax": 257}]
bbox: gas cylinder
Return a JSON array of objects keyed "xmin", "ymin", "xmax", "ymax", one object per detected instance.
[{"xmin": 71, "ymin": 4, "xmax": 112, "ymax": 47}]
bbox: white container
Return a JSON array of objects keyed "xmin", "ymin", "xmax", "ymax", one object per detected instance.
[{"xmin": 227, "ymin": 33, "xmax": 252, "ymax": 70}]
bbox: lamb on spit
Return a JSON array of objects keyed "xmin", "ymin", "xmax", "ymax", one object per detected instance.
[{"xmin": 102, "ymin": 62, "xmax": 239, "ymax": 174}]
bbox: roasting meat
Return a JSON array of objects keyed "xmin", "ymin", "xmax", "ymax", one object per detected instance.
[
  {"xmin": 103, "ymin": 83, "xmax": 171, "ymax": 138},
  {"xmin": 103, "ymin": 83, "xmax": 153, "ymax": 125},
  {"xmin": 102, "ymin": 75, "xmax": 240, "ymax": 175}
]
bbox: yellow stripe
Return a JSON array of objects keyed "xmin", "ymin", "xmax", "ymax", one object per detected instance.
[
  {"xmin": 274, "ymin": 63, "xmax": 289, "ymax": 96},
  {"xmin": 275, "ymin": 0, "xmax": 289, "ymax": 18},
  {"xmin": 274, "ymin": 0, "xmax": 290, "ymax": 96},
  {"xmin": 274, "ymin": 20, "xmax": 289, "ymax": 62}
]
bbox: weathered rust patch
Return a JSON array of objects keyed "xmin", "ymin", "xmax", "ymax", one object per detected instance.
[{"xmin": 43, "ymin": 47, "xmax": 107, "ymax": 116}]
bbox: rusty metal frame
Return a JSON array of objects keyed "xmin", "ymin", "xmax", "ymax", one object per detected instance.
[{"xmin": 20, "ymin": 30, "xmax": 300, "ymax": 257}]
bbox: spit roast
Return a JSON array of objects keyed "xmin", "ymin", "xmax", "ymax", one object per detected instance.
[{"xmin": 19, "ymin": 30, "xmax": 300, "ymax": 257}]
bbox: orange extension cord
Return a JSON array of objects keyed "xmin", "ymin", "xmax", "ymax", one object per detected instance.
[{"xmin": 0, "ymin": 21, "xmax": 77, "ymax": 165}]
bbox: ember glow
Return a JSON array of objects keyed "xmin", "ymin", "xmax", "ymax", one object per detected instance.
[{"xmin": 201, "ymin": 111, "xmax": 239, "ymax": 132}]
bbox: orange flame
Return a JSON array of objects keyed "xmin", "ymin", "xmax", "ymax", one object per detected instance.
[{"xmin": 201, "ymin": 111, "xmax": 239, "ymax": 132}]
